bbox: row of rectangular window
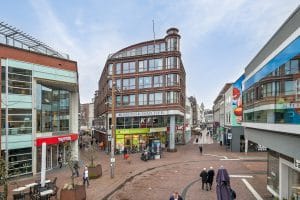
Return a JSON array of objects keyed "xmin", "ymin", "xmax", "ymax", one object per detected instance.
[
  {"xmin": 112, "ymin": 43, "xmax": 166, "ymax": 59},
  {"xmin": 2, "ymin": 66, "xmax": 32, "ymax": 95},
  {"xmin": 115, "ymin": 115, "xmax": 184, "ymax": 129},
  {"xmin": 108, "ymin": 57, "xmax": 180, "ymax": 75},
  {"xmin": 243, "ymin": 109, "xmax": 300, "ymax": 124},
  {"xmin": 107, "ymin": 91, "xmax": 180, "ymax": 107},
  {"xmin": 267, "ymin": 59, "xmax": 300, "ymax": 77},
  {"xmin": 108, "ymin": 74, "xmax": 180, "ymax": 90},
  {"xmin": 243, "ymin": 79, "xmax": 300, "ymax": 104}
]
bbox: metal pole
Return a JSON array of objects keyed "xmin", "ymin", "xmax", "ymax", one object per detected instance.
[
  {"xmin": 110, "ymin": 73, "xmax": 116, "ymax": 178},
  {"xmin": 5, "ymin": 59, "xmax": 9, "ymax": 173}
]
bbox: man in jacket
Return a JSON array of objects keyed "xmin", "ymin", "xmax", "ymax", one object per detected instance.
[
  {"xmin": 200, "ymin": 168, "xmax": 208, "ymax": 191},
  {"xmin": 207, "ymin": 166, "xmax": 215, "ymax": 190}
]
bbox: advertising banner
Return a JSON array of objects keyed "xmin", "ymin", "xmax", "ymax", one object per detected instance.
[{"xmin": 232, "ymin": 75, "xmax": 245, "ymax": 126}]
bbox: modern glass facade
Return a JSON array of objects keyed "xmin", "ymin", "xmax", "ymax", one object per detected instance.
[
  {"xmin": 242, "ymin": 8, "xmax": 300, "ymax": 199},
  {"xmin": 36, "ymin": 84, "xmax": 70, "ymax": 133},
  {"xmin": 243, "ymin": 57, "xmax": 300, "ymax": 124},
  {"xmin": 1, "ymin": 57, "xmax": 78, "ymax": 177}
]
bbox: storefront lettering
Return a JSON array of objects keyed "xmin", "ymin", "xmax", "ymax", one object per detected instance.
[
  {"xmin": 58, "ymin": 136, "xmax": 72, "ymax": 142},
  {"xmin": 116, "ymin": 110, "xmax": 168, "ymax": 117}
]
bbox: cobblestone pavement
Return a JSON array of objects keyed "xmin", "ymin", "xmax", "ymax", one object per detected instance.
[{"xmin": 7, "ymin": 130, "xmax": 272, "ymax": 200}]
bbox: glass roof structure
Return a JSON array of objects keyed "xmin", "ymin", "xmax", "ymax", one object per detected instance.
[{"xmin": 0, "ymin": 22, "xmax": 69, "ymax": 59}]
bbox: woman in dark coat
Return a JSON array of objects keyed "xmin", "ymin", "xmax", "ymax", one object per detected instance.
[{"xmin": 216, "ymin": 166, "xmax": 231, "ymax": 200}]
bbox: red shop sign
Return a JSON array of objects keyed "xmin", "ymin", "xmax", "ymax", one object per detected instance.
[{"xmin": 35, "ymin": 134, "xmax": 78, "ymax": 147}]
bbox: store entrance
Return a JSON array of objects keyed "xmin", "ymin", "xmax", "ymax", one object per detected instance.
[{"xmin": 124, "ymin": 134, "xmax": 140, "ymax": 153}]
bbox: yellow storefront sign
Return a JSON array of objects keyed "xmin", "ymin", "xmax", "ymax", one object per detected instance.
[{"xmin": 116, "ymin": 128, "xmax": 150, "ymax": 135}]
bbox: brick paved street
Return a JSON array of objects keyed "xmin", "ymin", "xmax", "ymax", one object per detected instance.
[{"xmin": 8, "ymin": 132, "xmax": 272, "ymax": 200}]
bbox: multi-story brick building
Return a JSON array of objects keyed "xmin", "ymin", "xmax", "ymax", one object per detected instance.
[{"xmin": 94, "ymin": 28, "xmax": 186, "ymax": 155}]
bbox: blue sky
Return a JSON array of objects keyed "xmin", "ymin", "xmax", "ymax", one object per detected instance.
[{"xmin": 2, "ymin": 0, "xmax": 299, "ymax": 108}]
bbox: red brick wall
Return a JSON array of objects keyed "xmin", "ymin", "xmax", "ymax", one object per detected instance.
[{"xmin": 0, "ymin": 44, "xmax": 77, "ymax": 72}]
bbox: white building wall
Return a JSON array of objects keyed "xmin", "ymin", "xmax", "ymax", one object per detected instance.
[{"xmin": 224, "ymin": 85, "xmax": 233, "ymax": 127}]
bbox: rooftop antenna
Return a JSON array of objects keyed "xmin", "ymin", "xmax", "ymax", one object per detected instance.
[{"xmin": 152, "ymin": 19, "xmax": 156, "ymax": 52}]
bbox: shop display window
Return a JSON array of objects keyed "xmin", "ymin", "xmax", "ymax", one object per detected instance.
[
  {"xmin": 267, "ymin": 150, "xmax": 279, "ymax": 194},
  {"xmin": 8, "ymin": 147, "xmax": 32, "ymax": 177}
]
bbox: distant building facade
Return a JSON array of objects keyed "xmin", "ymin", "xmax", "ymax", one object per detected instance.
[
  {"xmin": 204, "ymin": 109, "xmax": 213, "ymax": 130},
  {"xmin": 188, "ymin": 96, "xmax": 198, "ymax": 128},
  {"xmin": 80, "ymin": 103, "xmax": 94, "ymax": 133},
  {"xmin": 184, "ymin": 97, "xmax": 192, "ymax": 143}
]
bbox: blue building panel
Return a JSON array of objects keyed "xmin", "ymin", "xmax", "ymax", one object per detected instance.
[{"xmin": 245, "ymin": 36, "xmax": 300, "ymax": 90}]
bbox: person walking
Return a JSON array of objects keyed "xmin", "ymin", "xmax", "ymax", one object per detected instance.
[
  {"xmin": 73, "ymin": 161, "xmax": 80, "ymax": 177},
  {"xmin": 199, "ymin": 145, "xmax": 203, "ymax": 154},
  {"xmin": 58, "ymin": 153, "xmax": 63, "ymax": 168},
  {"xmin": 169, "ymin": 191, "xmax": 183, "ymax": 200},
  {"xmin": 83, "ymin": 166, "xmax": 89, "ymax": 187},
  {"xmin": 123, "ymin": 147, "xmax": 128, "ymax": 160},
  {"xmin": 207, "ymin": 166, "xmax": 215, "ymax": 190},
  {"xmin": 200, "ymin": 168, "xmax": 209, "ymax": 191}
]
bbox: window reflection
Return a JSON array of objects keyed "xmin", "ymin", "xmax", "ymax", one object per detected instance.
[
  {"xmin": 36, "ymin": 84, "xmax": 70, "ymax": 133},
  {"xmin": 243, "ymin": 57, "xmax": 300, "ymax": 124}
]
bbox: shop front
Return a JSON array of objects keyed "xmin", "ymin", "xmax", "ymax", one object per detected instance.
[
  {"xmin": 267, "ymin": 150, "xmax": 300, "ymax": 199},
  {"xmin": 35, "ymin": 134, "xmax": 78, "ymax": 172},
  {"xmin": 115, "ymin": 127, "xmax": 167, "ymax": 154}
]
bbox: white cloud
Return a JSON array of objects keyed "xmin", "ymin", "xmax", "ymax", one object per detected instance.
[
  {"xmin": 29, "ymin": 0, "xmax": 126, "ymax": 103},
  {"xmin": 27, "ymin": 0, "xmax": 300, "ymax": 108}
]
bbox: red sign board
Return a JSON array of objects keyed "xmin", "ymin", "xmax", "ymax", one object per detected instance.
[{"xmin": 35, "ymin": 134, "xmax": 78, "ymax": 147}]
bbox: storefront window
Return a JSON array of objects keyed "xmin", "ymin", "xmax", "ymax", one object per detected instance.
[
  {"xmin": 289, "ymin": 167, "xmax": 300, "ymax": 199},
  {"xmin": 267, "ymin": 150, "xmax": 279, "ymax": 194},
  {"xmin": 8, "ymin": 147, "xmax": 32, "ymax": 177}
]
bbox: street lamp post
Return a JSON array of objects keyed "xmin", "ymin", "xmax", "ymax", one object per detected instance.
[{"xmin": 110, "ymin": 75, "xmax": 116, "ymax": 178}]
